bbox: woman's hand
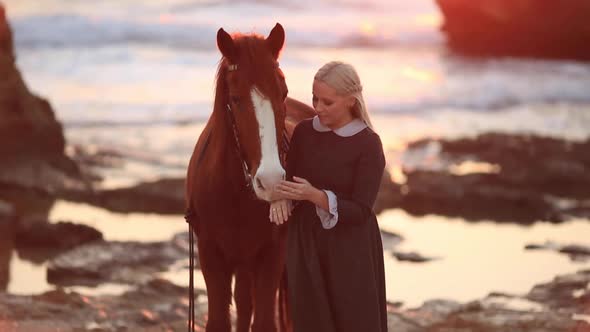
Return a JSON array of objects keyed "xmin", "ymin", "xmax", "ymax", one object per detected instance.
[
  {"xmin": 269, "ymin": 199, "xmax": 292, "ymax": 225},
  {"xmin": 274, "ymin": 176, "xmax": 320, "ymax": 202}
]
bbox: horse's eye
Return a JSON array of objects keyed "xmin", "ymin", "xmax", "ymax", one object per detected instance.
[{"xmin": 231, "ymin": 96, "xmax": 240, "ymax": 105}]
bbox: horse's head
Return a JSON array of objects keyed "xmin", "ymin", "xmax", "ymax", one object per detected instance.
[{"xmin": 216, "ymin": 23, "xmax": 288, "ymax": 202}]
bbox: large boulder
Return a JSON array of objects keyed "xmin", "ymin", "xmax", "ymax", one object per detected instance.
[
  {"xmin": 0, "ymin": 5, "xmax": 13, "ymax": 58},
  {"xmin": 47, "ymin": 233, "xmax": 190, "ymax": 286},
  {"xmin": 62, "ymin": 178, "xmax": 187, "ymax": 214},
  {"xmin": 401, "ymin": 170, "xmax": 560, "ymax": 224},
  {"xmin": 14, "ymin": 219, "xmax": 103, "ymax": 263},
  {"xmin": 436, "ymin": 0, "xmax": 590, "ymax": 60},
  {"xmin": 0, "ymin": 4, "xmax": 86, "ymax": 215},
  {"xmin": 376, "ymin": 133, "xmax": 590, "ymax": 224},
  {"xmin": 0, "ymin": 200, "xmax": 15, "ymax": 292}
]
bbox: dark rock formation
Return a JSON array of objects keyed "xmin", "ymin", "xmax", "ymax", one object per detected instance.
[
  {"xmin": 0, "ymin": 201, "xmax": 16, "ymax": 292},
  {"xmin": 378, "ymin": 133, "xmax": 590, "ymax": 224},
  {"xmin": 0, "ymin": 4, "xmax": 86, "ymax": 215},
  {"xmin": 0, "ymin": 4, "xmax": 13, "ymax": 59},
  {"xmin": 526, "ymin": 269, "xmax": 590, "ymax": 312},
  {"xmin": 47, "ymin": 233, "xmax": 190, "ymax": 286},
  {"xmin": 526, "ymin": 241, "xmax": 590, "ymax": 262},
  {"xmin": 560, "ymin": 245, "xmax": 590, "ymax": 261},
  {"xmin": 401, "ymin": 170, "xmax": 559, "ymax": 224},
  {"xmin": 15, "ymin": 219, "xmax": 102, "ymax": 250},
  {"xmin": 0, "ymin": 278, "xmax": 209, "ymax": 331},
  {"xmin": 433, "ymin": 133, "xmax": 590, "ymax": 200},
  {"xmin": 387, "ymin": 269, "xmax": 590, "ymax": 331},
  {"xmin": 3, "ymin": 224, "xmax": 590, "ymax": 332},
  {"xmin": 62, "ymin": 178, "xmax": 186, "ymax": 214},
  {"xmin": 380, "ymin": 229, "xmax": 404, "ymax": 250},
  {"xmin": 436, "ymin": 0, "xmax": 590, "ymax": 60},
  {"xmin": 392, "ymin": 251, "xmax": 437, "ymax": 263},
  {"xmin": 375, "ymin": 168, "xmax": 402, "ymax": 215}
]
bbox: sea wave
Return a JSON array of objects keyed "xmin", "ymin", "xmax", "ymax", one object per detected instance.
[
  {"xmin": 10, "ymin": 12, "xmax": 441, "ymax": 50},
  {"xmin": 12, "ymin": 14, "xmax": 218, "ymax": 49},
  {"xmin": 58, "ymin": 99, "xmax": 590, "ymax": 130}
]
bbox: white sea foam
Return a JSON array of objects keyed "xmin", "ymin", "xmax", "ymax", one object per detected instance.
[
  {"xmin": 6, "ymin": 0, "xmax": 590, "ymax": 135},
  {"xmin": 7, "ymin": 0, "xmax": 441, "ymax": 49}
]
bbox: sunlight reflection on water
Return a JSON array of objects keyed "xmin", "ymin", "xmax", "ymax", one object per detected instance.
[{"xmin": 3, "ymin": 197, "xmax": 589, "ymax": 308}]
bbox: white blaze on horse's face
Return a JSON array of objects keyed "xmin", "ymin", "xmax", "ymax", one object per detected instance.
[{"xmin": 251, "ymin": 88, "xmax": 286, "ymax": 201}]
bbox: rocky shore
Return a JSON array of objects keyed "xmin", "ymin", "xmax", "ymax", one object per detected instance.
[
  {"xmin": 383, "ymin": 133, "xmax": 590, "ymax": 224},
  {"xmin": 59, "ymin": 132, "xmax": 590, "ymax": 226},
  {"xmin": 388, "ymin": 267, "xmax": 590, "ymax": 332},
  {"xmin": 0, "ymin": 4, "xmax": 89, "ymax": 223},
  {"xmin": 1, "ymin": 228, "xmax": 589, "ymax": 331},
  {"xmin": 0, "ymin": 278, "xmax": 207, "ymax": 332}
]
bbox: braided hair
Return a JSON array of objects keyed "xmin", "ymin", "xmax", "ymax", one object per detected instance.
[{"xmin": 314, "ymin": 61, "xmax": 374, "ymax": 129}]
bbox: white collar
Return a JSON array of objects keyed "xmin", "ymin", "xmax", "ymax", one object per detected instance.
[{"xmin": 312, "ymin": 115, "xmax": 367, "ymax": 137}]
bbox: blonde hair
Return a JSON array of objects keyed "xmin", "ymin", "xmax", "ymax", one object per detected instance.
[{"xmin": 313, "ymin": 61, "xmax": 374, "ymax": 129}]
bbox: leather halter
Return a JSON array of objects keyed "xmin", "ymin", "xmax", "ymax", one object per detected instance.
[
  {"xmin": 225, "ymin": 63, "xmax": 254, "ymax": 190},
  {"xmin": 225, "ymin": 62, "xmax": 289, "ymax": 191}
]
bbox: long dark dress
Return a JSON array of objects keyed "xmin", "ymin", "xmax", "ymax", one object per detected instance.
[{"xmin": 285, "ymin": 118, "xmax": 387, "ymax": 332}]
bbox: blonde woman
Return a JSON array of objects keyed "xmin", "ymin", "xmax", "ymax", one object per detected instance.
[{"xmin": 271, "ymin": 61, "xmax": 387, "ymax": 332}]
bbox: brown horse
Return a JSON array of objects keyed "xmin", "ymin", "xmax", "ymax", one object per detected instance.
[{"xmin": 185, "ymin": 23, "xmax": 312, "ymax": 332}]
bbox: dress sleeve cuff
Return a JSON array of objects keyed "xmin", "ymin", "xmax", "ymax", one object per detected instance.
[{"xmin": 315, "ymin": 190, "xmax": 338, "ymax": 229}]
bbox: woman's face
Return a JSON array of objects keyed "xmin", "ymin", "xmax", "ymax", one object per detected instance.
[{"xmin": 312, "ymin": 79, "xmax": 355, "ymax": 129}]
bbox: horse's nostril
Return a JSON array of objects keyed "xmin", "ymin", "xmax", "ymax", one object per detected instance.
[{"xmin": 256, "ymin": 177, "xmax": 265, "ymax": 190}]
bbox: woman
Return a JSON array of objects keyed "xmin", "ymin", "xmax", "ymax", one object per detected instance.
[{"xmin": 270, "ymin": 61, "xmax": 387, "ymax": 332}]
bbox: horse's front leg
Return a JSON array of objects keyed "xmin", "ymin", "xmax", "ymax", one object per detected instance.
[
  {"xmin": 251, "ymin": 241, "xmax": 286, "ymax": 332},
  {"xmin": 198, "ymin": 240, "xmax": 233, "ymax": 332},
  {"xmin": 234, "ymin": 265, "xmax": 253, "ymax": 332}
]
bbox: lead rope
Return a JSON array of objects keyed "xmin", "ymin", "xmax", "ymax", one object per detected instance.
[
  {"xmin": 185, "ymin": 212, "xmax": 196, "ymax": 332},
  {"xmin": 184, "ymin": 128, "xmax": 288, "ymax": 332},
  {"xmin": 185, "ymin": 127, "xmax": 212, "ymax": 332},
  {"xmin": 226, "ymin": 104, "xmax": 253, "ymax": 189},
  {"xmin": 281, "ymin": 128, "xmax": 290, "ymax": 168}
]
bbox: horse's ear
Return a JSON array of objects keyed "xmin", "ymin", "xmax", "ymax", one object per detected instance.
[
  {"xmin": 217, "ymin": 28, "xmax": 237, "ymax": 62},
  {"xmin": 265, "ymin": 23, "xmax": 285, "ymax": 59}
]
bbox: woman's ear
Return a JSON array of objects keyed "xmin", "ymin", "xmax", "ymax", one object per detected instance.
[{"xmin": 346, "ymin": 95, "xmax": 356, "ymax": 109}]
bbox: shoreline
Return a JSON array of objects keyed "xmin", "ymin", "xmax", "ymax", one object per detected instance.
[
  {"xmin": 2, "ymin": 192, "xmax": 589, "ymax": 329},
  {"xmin": 2, "ymin": 195, "xmax": 589, "ymax": 308}
]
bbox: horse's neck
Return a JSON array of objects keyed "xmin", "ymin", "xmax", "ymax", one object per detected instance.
[
  {"xmin": 204, "ymin": 106, "xmax": 245, "ymax": 193},
  {"xmin": 195, "ymin": 68, "xmax": 250, "ymax": 198}
]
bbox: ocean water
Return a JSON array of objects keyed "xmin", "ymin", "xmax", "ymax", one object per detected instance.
[
  {"xmin": 6, "ymin": 0, "xmax": 590, "ymax": 126},
  {"xmin": 2, "ymin": 0, "xmax": 590, "ymax": 308},
  {"xmin": 6, "ymin": 0, "xmax": 590, "ymax": 186},
  {"xmin": 4, "ymin": 200, "xmax": 588, "ymax": 309}
]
